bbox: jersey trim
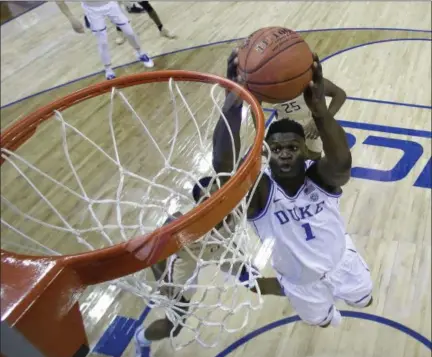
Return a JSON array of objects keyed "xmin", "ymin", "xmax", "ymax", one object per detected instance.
[
  {"xmin": 275, "ymin": 183, "xmax": 306, "ymax": 200},
  {"xmin": 248, "ymin": 175, "xmax": 274, "ymax": 221}
]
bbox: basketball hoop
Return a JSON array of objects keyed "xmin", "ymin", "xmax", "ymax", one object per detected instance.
[{"xmin": 1, "ymin": 70, "xmax": 267, "ymax": 355}]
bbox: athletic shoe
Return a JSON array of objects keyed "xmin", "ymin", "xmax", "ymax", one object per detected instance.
[
  {"xmin": 138, "ymin": 53, "xmax": 154, "ymax": 68},
  {"xmin": 105, "ymin": 69, "xmax": 116, "ymax": 80},
  {"xmin": 134, "ymin": 325, "xmax": 151, "ymax": 357},
  {"xmin": 160, "ymin": 28, "xmax": 176, "ymax": 39}
]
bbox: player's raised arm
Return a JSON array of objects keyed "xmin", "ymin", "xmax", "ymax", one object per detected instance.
[
  {"xmin": 323, "ymin": 78, "xmax": 347, "ymax": 117},
  {"xmin": 212, "ymin": 49, "xmax": 244, "ymax": 174},
  {"xmin": 304, "ymin": 54, "xmax": 352, "ymax": 187},
  {"xmin": 212, "ymin": 48, "xmax": 270, "ymax": 217}
]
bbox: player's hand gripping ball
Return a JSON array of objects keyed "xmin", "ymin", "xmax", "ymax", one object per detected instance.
[{"xmin": 237, "ymin": 27, "xmax": 313, "ymax": 103}]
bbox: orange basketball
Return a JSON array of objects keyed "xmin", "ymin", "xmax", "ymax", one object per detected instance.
[{"xmin": 237, "ymin": 27, "xmax": 313, "ymax": 103}]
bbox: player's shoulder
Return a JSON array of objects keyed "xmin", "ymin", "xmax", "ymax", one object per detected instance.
[{"xmin": 305, "ymin": 160, "xmax": 342, "ymax": 196}]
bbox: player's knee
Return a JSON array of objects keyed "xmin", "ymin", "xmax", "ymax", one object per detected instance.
[{"xmin": 94, "ymin": 29, "xmax": 109, "ymax": 46}]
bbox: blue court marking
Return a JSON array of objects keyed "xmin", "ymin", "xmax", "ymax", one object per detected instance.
[
  {"xmin": 321, "ymin": 37, "xmax": 432, "ymax": 63},
  {"xmin": 1, "ymin": 1, "xmax": 46, "ymax": 26},
  {"xmin": 1, "ymin": 33, "xmax": 431, "ymax": 110},
  {"xmin": 264, "ymin": 109, "xmax": 431, "ymax": 139},
  {"xmin": 92, "ymin": 306, "xmax": 151, "ymax": 357},
  {"xmin": 215, "ymin": 311, "xmax": 432, "ymax": 356},
  {"xmin": 336, "ymin": 120, "xmax": 431, "ymax": 139},
  {"xmin": 346, "ymin": 96, "xmax": 431, "ymax": 110}
]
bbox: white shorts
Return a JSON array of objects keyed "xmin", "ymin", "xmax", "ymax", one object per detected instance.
[
  {"xmin": 82, "ymin": 1, "xmax": 129, "ymax": 32},
  {"xmin": 278, "ymin": 243, "xmax": 373, "ymax": 326}
]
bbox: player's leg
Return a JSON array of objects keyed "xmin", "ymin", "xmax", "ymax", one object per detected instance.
[
  {"xmin": 134, "ymin": 257, "xmax": 197, "ymax": 355},
  {"xmin": 280, "ymin": 275, "xmax": 342, "ymax": 328},
  {"xmin": 139, "ymin": 1, "xmax": 176, "ymax": 39},
  {"xmin": 134, "ymin": 297, "xmax": 189, "ymax": 356},
  {"xmin": 123, "ymin": 2, "xmax": 175, "ymax": 39},
  {"xmin": 106, "ymin": 2, "xmax": 154, "ymax": 68},
  {"xmin": 329, "ymin": 237, "xmax": 374, "ymax": 308},
  {"xmin": 83, "ymin": 10, "xmax": 116, "ymax": 80}
]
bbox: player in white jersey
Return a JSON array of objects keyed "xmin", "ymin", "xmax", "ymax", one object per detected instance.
[
  {"xmin": 56, "ymin": 1, "xmax": 153, "ymax": 80},
  {"xmin": 133, "ymin": 183, "xmax": 252, "ymax": 357},
  {"xmin": 272, "ymin": 79, "xmax": 346, "ymax": 160},
  {"xmin": 193, "ymin": 48, "xmax": 373, "ymax": 329}
]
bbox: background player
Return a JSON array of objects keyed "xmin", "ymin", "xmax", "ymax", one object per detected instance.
[
  {"xmin": 57, "ymin": 1, "xmax": 153, "ymax": 80},
  {"xmin": 134, "ymin": 185, "xmax": 255, "ymax": 357},
  {"xmin": 196, "ymin": 48, "xmax": 373, "ymax": 328},
  {"xmin": 115, "ymin": 1, "xmax": 176, "ymax": 45},
  {"xmin": 272, "ymin": 78, "xmax": 346, "ymax": 160}
]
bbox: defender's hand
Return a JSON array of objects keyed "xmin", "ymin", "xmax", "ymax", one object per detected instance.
[{"xmin": 303, "ymin": 54, "xmax": 327, "ymax": 117}]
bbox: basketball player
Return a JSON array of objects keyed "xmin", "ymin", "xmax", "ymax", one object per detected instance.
[
  {"xmin": 134, "ymin": 185, "xmax": 254, "ymax": 356},
  {"xmin": 272, "ymin": 78, "xmax": 346, "ymax": 160},
  {"xmin": 193, "ymin": 48, "xmax": 373, "ymax": 329},
  {"xmin": 115, "ymin": 1, "xmax": 176, "ymax": 45},
  {"xmin": 57, "ymin": 1, "xmax": 154, "ymax": 80}
]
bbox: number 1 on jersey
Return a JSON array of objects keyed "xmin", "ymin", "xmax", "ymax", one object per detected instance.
[{"xmin": 301, "ymin": 223, "xmax": 316, "ymax": 241}]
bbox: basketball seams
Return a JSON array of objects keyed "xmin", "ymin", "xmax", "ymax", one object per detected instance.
[
  {"xmin": 245, "ymin": 65, "xmax": 312, "ymax": 85},
  {"xmin": 238, "ymin": 27, "xmax": 314, "ymax": 103},
  {"xmin": 241, "ymin": 38, "xmax": 307, "ymax": 75},
  {"xmin": 240, "ymin": 27, "xmax": 280, "ymax": 77}
]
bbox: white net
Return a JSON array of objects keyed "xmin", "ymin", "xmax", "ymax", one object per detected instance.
[{"xmin": 1, "ymin": 77, "xmax": 270, "ymax": 349}]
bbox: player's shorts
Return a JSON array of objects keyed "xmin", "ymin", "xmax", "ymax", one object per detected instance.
[
  {"xmin": 277, "ymin": 235, "xmax": 373, "ymax": 326},
  {"xmin": 82, "ymin": 1, "xmax": 129, "ymax": 32}
]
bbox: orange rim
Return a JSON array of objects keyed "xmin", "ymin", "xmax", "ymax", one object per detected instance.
[{"xmin": 0, "ymin": 70, "xmax": 265, "ymax": 285}]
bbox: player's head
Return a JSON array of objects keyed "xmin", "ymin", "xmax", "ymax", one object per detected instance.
[
  {"xmin": 265, "ymin": 119, "xmax": 307, "ymax": 179},
  {"xmin": 192, "ymin": 177, "xmax": 237, "ymax": 233}
]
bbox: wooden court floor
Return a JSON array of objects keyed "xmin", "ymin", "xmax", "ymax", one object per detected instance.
[{"xmin": 1, "ymin": 2, "xmax": 431, "ymax": 357}]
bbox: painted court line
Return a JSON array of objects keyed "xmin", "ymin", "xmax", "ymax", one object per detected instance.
[{"xmin": 1, "ymin": 35, "xmax": 431, "ymax": 110}]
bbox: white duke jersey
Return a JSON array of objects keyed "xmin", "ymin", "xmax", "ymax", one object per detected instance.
[
  {"xmin": 249, "ymin": 161, "xmax": 347, "ymax": 285},
  {"xmin": 272, "ymin": 94, "xmax": 312, "ymax": 125}
]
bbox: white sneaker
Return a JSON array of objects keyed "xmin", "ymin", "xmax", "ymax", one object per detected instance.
[
  {"xmin": 330, "ymin": 308, "xmax": 342, "ymax": 327},
  {"xmin": 134, "ymin": 325, "xmax": 152, "ymax": 357},
  {"xmin": 105, "ymin": 69, "xmax": 116, "ymax": 80},
  {"xmin": 160, "ymin": 28, "xmax": 176, "ymax": 39},
  {"xmin": 115, "ymin": 33, "xmax": 125, "ymax": 45},
  {"xmin": 138, "ymin": 53, "xmax": 154, "ymax": 68}
]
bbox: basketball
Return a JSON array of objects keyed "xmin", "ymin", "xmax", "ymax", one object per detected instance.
[{"xmin": 237, "ymin": 27, "xmax": 314, "ymax": 103}]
